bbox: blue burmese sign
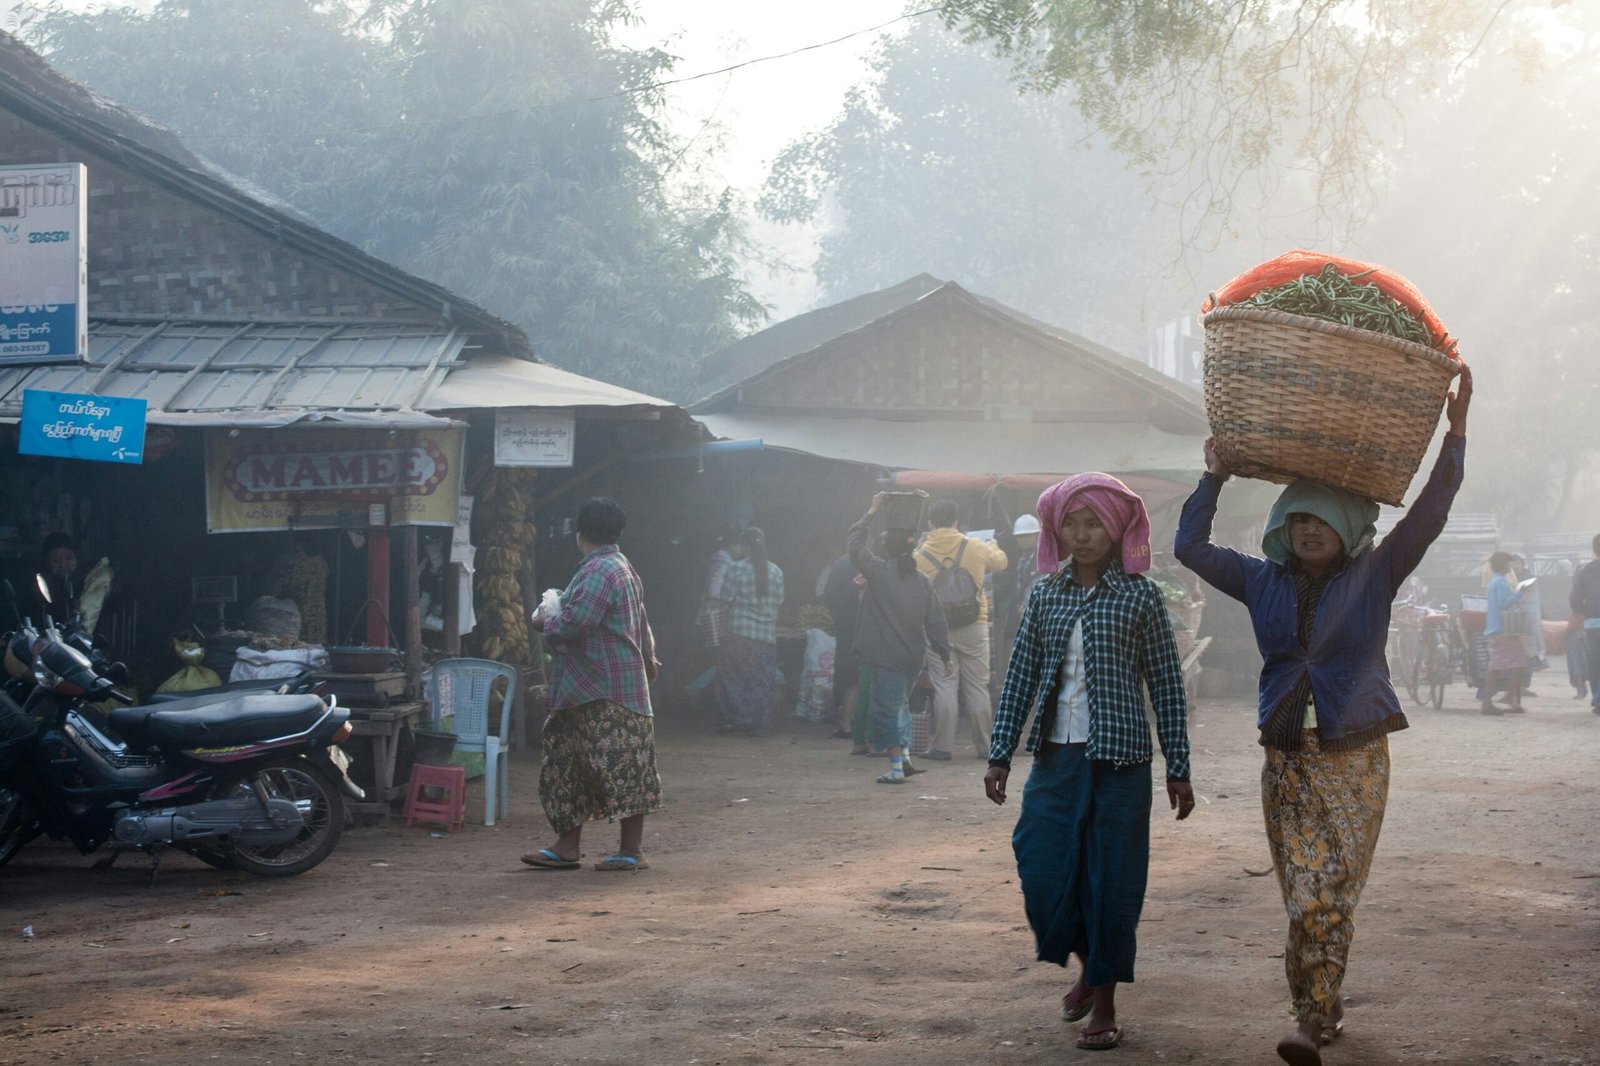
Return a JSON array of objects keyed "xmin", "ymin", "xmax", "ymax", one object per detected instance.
[{"xmin": 18, "ymin": 389, "xmax": 147, "ymax": 464}]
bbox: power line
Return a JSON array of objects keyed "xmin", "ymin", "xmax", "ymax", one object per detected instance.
[{"xmin": 185, "ymin": 6, "xmax": 942, "ymax": 145}]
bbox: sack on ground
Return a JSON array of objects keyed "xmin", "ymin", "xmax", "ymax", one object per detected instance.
[{"xmin": 792, "ymin": 627, "xmax": 835, "ymax": 722}]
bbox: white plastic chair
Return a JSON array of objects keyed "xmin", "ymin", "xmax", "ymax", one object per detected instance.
[{"xmin": 429, "ymin": 657, "xmax": 515, "ymax": 826}]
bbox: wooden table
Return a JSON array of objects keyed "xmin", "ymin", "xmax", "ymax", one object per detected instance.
[
  {"xmin": 345, "ymin": 701, "xmax": 426, "ymax": 826},
  {"xmin": 316, "ymin": 671, "xmax": 407, "ymax": 706}
]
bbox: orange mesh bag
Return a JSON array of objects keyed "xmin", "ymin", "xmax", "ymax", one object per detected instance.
[
  {"xmin": 1199, "ymin": 250, "xmax": 1463, "ymax": 505},
  {"xmin": 1201, "ymin": 249, "xmax": 1458, "ymax": 357}
]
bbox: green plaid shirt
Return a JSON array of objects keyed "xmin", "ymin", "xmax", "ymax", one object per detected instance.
[
  {"xmin": 720, "ymin": 559, "xmax": 784, "ymax": 643},
  {"xmin": 989, "ymin": 561, "xmax": 1191, "ymax": 781}
]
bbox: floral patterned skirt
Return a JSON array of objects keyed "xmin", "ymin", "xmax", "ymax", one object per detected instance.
[
  {"xmin": 538, "ymin": 700, "xmax": 662, "ymax": 834},
  {"xmin": 1261, "ymin": 732, "xmax": 1390, "ymax": 1023}
]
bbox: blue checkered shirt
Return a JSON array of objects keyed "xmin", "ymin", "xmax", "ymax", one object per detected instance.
[
  {"xmin": 719, "ymin": 559, "xmax": 784, "ymax": 643},
  {"xmin": 989, "ymin": 561, "xmax": 1191, "ymax": 781}
]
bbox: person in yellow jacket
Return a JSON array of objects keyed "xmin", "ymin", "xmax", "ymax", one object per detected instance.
[{"xmin": 916, "ymin": 499, "xmax": 1008, "ymax": 758}]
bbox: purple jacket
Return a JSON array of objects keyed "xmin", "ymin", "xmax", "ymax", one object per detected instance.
[{"xmin": 1174, "ymin": 434, "xmax": 1464, "ymax": 745}]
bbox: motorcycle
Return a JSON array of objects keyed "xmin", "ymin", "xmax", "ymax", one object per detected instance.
[{"xmin": 0, "ymin": 579, "xmax": 362, "ymax": 881}]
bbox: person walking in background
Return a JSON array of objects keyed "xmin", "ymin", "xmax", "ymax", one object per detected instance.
[
  {"xmin": 820, "ymin": 551, "xmax": 864, "ymax": 739},
  {"xmin": 849, "ymin": 495, "xmax": 950, "ymax": 784},
  {"xmin": 1510, "ymin": 555, "xmax": 1546, "ymax": 679},
  {"xmin": 697, "ymin": 531, "xmax": 744, "ymax": 652},
  {"xmin": 1571, "ymin": 533, "xmax": 1600, "ymax": 714},
  {"xmin": 986, "ymin": 473, "xmax": 1193, "ymax": 1052},
  {"xmin": 1175, "ymin": 367, "xmax": 1470, "ymax": 1066},
  {"xmin": 715, "ymin": 527, "xmax": 785, "ymax": 735},
  {"xmin": 917, "ymin": 498, "xmax": 1007, "ymax": 760},
  {"xmin": 994, "ymin": 511, "xmax": 1044, "ymax": 677},
  {"xmin": 524, "ymin": 497, "xmax": 662, "ymax": 873},
  {"xmin": 1481, "ymin": 551, "xmax": 1529, "ymax": 716}
]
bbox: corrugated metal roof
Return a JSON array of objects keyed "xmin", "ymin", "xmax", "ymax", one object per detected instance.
[{"xmin": 0, "ymin": 318, "xmax": 465, "ymax": 427}]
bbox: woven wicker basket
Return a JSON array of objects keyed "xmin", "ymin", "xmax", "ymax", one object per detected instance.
[{"xmin": 1202, "ymin": 306, "xmax": 1460, "ymax": 505}]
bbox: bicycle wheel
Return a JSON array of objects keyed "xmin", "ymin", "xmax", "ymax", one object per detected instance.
[
  {"xmin": 1427, "ymin": 638, "xmax": 1450, "ymax": 709},
  {"xmin": 1407, "ymin": 645, "xmax": 1426, "ymax": 705}
]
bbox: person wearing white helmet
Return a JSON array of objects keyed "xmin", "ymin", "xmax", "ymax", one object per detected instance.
[{"xmin": 994, "ymin": 511, "xmax": 1045, "ymax": 682}]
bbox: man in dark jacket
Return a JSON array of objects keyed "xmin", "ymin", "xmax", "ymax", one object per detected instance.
[
  {"xmin": 848, "ymin": 494, "xmax": 951, "ymax": 784},
  {"xmin": 1571, "ymin": 533, "xmax": 1600, "ymax": 714}
]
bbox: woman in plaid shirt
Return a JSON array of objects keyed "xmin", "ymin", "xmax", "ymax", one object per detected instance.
[{"xmin": 986, "ymin": 473, "xmax": 1195, "ymax": 1052}]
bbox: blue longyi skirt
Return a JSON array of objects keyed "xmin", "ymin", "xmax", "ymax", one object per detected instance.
[{"xmin": 1012, "ymin": 742, "xmax": 1152, "ymax": 986}]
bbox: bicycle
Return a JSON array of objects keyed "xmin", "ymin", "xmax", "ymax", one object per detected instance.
[{"xmin": 1390, "ymin": 591, "xmax": 1459, "ymax": 709}]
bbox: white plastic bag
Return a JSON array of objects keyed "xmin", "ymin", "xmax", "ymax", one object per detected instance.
[
  {"xmin": 230, "ymin": 645, "xmax": 328, "ymax": 682},
  {"xmin": 535, "ymin": 587, "xmax": 562, "ymax": 622},
  {"xmin": 791, "ymin": 628, "xmax": 836, "ymax": 722}
]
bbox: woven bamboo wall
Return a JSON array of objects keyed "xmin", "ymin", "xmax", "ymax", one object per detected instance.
[{"xmin": 1, "ymin": 111, "xmax": 428, "ymax": 321}]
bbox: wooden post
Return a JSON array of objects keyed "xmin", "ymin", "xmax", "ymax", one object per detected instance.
[
  {"xmin": 365, "ymin": 527, "xmax": 391, "ymax": 647},
  {"xmin": 442, "ymin": 562, "xmax": 462, "ymax": 656},
  {"xmin": 400, "ymin": 525, "xmax": 422, "ymax": 698}
]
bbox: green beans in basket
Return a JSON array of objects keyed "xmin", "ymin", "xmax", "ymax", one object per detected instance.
[{"xmin": 1238, "ymin": 262, "xmax": 1438, "ymax": 348}]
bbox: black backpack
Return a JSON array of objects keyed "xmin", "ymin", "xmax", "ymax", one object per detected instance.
[{"xmin": 919, "ymin": 539, "xmax": 983, "ymax": 629}]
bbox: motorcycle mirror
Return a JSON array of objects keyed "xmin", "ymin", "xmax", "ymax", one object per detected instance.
[{"xmin": 35, "ymin": 573, "xmax": 52, "ymax": 605}]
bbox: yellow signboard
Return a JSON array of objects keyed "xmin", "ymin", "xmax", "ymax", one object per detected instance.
[{"xmin": 204, "ymin": 427, "xmax": 463, "ymax": 533}]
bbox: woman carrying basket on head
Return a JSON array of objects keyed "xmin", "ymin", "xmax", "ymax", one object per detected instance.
[
  {"xmin": 1175, "ymin": 367, "xmax": 1471, "ymax": 1066},
  {"xmin": 985, "ymin": 473, "xmax": 1195, "ymax": 1053}
]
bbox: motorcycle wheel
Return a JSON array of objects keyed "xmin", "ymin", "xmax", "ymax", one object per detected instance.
[
  {"xmin": 0, "ymin": 786, "xmax": 37, "ymax": 867},
  {"xmin": 214, "ymin": 758, "xmax": 345, "ymax": 877}
]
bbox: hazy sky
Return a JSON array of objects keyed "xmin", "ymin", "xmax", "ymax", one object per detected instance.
[{"xmin": 616, "ymin": 1, "xmax": 915, "ymax": 190}]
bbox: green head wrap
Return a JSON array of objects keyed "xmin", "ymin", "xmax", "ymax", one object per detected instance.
[{"xmin": 1261, "ymin": 480, "xmax": 1379, "ymax": 565}]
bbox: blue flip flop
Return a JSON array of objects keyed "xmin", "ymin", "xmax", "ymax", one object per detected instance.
[
  {"xmin": 594, "ymin": 854, "xmax": 649, "ymax": 871},
  {"xmin": 521, "ymin": 848, "xmax": 580, "ymax": 870}
]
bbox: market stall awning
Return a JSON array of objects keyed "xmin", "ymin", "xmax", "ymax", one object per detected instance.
[
  {"xmin": 692, "ymin": 412, "xmax": 1207, "ymax": 480},
  {"xmin": 421, "ymin": 354, "xmax": 679, "ymax": 411},
  {"xmin": 0, "ymin": 318, "xmax": 467, "ymax": 427}
]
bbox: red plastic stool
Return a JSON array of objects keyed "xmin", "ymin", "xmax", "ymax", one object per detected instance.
[{"xmin": 403, "ymin": 763, "xmax": 467, "ymax": 832}]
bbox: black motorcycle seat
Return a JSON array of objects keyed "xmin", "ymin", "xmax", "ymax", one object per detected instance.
[
  {"xmin": 109, "ymin": 693, "xmax": 329, "ymax": 748},
  {"xmin": 146, "ymin": 674, "xmax": 306, "ymax": 704}
]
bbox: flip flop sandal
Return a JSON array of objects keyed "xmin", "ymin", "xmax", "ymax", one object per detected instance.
[
  {"xmin": 594, "ymin": 854, "xmax": 649, "ymax": 871},
  {"xmin": 521, "ymin": 848, "xmax": 580, "ymax": 870},
  {"xmin": 1076, "ymin": 1025, "xmax": 1121, "ymax": 1051},
  {"xmin": 1060, "ymin": 987, "xmax": 1094, "ymax": 1023},
  {"xmin": 1318, "ymin": 1020, "xmax": 1344, "ymax": 1046},
  {"xmin": 1275, "ymin": 1034, "xmax": 1322, "ymax": 1066}
]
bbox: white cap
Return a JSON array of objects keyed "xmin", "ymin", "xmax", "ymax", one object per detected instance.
[{"xmin": 1012, "ymin": 514, "xmax": 1041, "ymax": 535}]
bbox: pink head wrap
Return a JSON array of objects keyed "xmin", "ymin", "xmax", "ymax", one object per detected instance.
[{"xmin": 1035, "ymin": 473, "xmax": 1153, "ymax": 576}]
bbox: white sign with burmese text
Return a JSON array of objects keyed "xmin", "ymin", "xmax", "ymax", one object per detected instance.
[{"xmin": 495, "ymin": 408, "xmax": 575, "ymax": 467}]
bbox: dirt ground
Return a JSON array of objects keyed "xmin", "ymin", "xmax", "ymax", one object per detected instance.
[{"xmin": 2, "ymin": 678, "xmax": 1597, "ymax": 1066}]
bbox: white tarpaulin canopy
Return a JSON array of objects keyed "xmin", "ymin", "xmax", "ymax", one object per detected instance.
[
  {"xmin": 693, "ymin": 412, "xmax": 1206, "ymax": 478},
  {"xmin": 423, "ymin": 355, "xmax": 678, "ymax": 411}
]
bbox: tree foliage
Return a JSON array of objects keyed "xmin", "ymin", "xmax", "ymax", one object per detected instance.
[
  {"xmin": 933, "ymin": 0, "xmax": 1544, "ymax": 241},
  {"xmin": 15, "ymin": 0, "xmax": 764, "ymax": 399}
]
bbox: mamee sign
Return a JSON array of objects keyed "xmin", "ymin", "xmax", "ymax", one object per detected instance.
[
  {"xmin": 204, "ymin": 427, "xmax": 463, "ymax": 533},
  {"xmin": 18, "ymin": 389, "xmax": 146, "ymax": 464},
  {"xmin": 0, "ymin": 163, "xmax": 88, "ymax": 366}
]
